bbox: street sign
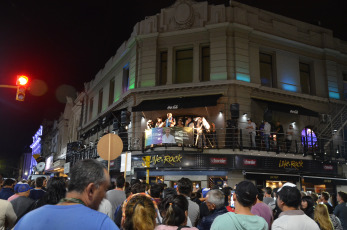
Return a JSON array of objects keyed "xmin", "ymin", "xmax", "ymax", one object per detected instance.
[{"xmin": 97, "ymin": 133, "xmax": 123, "ymax": 172}]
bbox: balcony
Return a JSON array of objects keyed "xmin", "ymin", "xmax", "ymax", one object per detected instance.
[{"xmin": 66, "ymin": 125, "xmax": 347, "ymax": 166}]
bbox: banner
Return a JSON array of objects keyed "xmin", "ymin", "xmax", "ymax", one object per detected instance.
[{"xmin": 145, "ymin": 127, "xmax": 193, "ymax": 146}]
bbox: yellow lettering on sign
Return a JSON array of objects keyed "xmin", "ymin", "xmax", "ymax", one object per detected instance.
[
  {"xmin": 142, "ymin": 154, "xmax": 183, "ymax": 166},
  {"xmin": 279, "ymin": 160, "xmax": 304, "ymax": 169}
]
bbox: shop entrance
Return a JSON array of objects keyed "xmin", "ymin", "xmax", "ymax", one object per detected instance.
[
  {"xmin": 265, "ymin": 180, "xmax": 289, "ymax": 189},
  {"xmin": 301, "ymin": 179, "xmax": 335, "ymax": 194},
  {"xmin": 169, "ymin": 180, "xmax": 202, "ymax": 191}
]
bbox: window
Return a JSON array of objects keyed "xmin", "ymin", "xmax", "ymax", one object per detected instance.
[
  {"xmin": 259, "ymin": 53, "xmax": 275, "ymax": 87},
  {"xmin": 201, "ymin": 46, "xmax": 210, "ymax": 82},
  {"xmin": 158, "ymin": 51, "xmax": 167, "ymax": 86},
  {"xmin": 122, "ymin": 64, "xmax": 130, "ymax": 93},
  {"xmin": 89, "ymin": 97, "xmax": 93, "ymax": 121},
  {"xmin": 300, "ymin": 62, "xmax": 311, "ymax": 94},
  {"xmin": 98, "ymin": 89, "xmax": 103, "ymax": 114},
  {"xmin": 175, "ymin": 49, "xmax": 193, "ymax": 83},
  {"xmin": 109, "ymin": 79, "xmax": 115, "ymax": 106},
  {"xmin": 343, "ymin": 73, "xmax": 347, "ymax": 100}
]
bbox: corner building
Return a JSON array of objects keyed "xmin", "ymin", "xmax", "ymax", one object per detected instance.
[{"xmin": 70, "ymin": 0, "xmax": 347, "ymax": 195}]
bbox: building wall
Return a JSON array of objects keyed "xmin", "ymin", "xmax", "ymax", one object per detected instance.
[{"xmin": 56, "ymin": 1, "xmax": 347, "ymax": 183}]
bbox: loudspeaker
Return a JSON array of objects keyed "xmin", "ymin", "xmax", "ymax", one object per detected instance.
[
  {"xmin": 112, "ymin": 119, "xmax": 119, "ymax": 131},
  {"xmin": 264, "ymin": 110, "xmax": 272, "ymax": 122},
  {"xmin": 121, "ymin": 111, "xmax": 130, "ymax": 125},
  {"xmin": 230, "ymin": 103, "xmax": 239, "ymax": 119}
]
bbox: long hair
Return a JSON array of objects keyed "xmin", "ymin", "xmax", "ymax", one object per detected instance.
[
  {"xmin": 162, "ymin": 195, "xmax": 188, "ymax": 227},
  {"xmin": 44, "ymin": 177, "xmax": 66, "ymax": 204},
  {"xmin": 122, "ymin": 194, "xmax": 156, "ymax": 230},
  {"xmin": 301, "ymin": 196, "xmax": 315, "ymax": 216},
  {"xmin": 314, "ymin": 204, "xmax": 333, "ymax": 230}
]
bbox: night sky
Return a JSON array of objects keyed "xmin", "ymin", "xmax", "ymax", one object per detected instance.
[{"xmin": 0, "ymin": 0, "xmax": 346, "ymax": 174}]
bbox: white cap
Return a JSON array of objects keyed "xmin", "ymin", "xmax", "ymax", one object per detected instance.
[{"xmin": 277, "ymin": 182, "xmax": 296, "ymax": 192}]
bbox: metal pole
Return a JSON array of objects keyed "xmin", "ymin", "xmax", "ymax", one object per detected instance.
[{"xmin": 0, "ymin": 85, "xmax": 17, "ymax": 89}]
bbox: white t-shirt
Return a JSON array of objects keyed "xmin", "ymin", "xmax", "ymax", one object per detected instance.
[
  {"xmin": 286, "ymin": 128, "xmax": 293, "ymax": 140},
  {"xmin": 162, "ymin": 134, "xmax": 176, "ymax": 143}
]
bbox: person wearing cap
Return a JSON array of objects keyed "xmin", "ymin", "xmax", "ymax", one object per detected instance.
[
  {"xmin": 272, "ymin": 183, "xmax": 319, "ymax": 230},
  {"xmin": 211, "ymin": 181, "xmax": 268, "ymax": 230},
  {"xmin": 14, "ymin": 159, "xmax": 118, "ymax": 230},
  {"xmin": 10, "ymin": 183, "xmax": 34, "ymax": 221}
]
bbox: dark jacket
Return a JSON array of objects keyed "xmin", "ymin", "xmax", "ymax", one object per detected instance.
[
  {"xmin": 303, "ymin": 206, "xmax": 315, "ymax": 219},
  {"xmin": 197, "ymin": 206, "xmax": 227, "ymax": 230},
  {"xmin": 0, "ymin": 187, "xmax": 14, "ymax": 200}
]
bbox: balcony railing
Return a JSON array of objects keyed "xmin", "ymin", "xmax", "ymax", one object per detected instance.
[{"xmin": 66, "ymin": 127, "xmax": 347, "ymax": 166}]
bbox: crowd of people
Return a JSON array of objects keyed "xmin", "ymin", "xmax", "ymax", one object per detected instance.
[
  {"xmin": 246, "ymin": 120, "xmax": 296, "ymax": 152},
  {"xmin": 1, "ymin": 160, "xmax": 347, "ymax": 230},
  {"xmin": 146, "ymin": 113, "xmax": 218, "ymax": 148}
]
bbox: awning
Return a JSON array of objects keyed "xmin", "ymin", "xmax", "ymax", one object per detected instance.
[
  {"xmin": 252, "ymin": 97, "xmax": 319, "ymax": 117},
  {"xmin": 132, "ymin": 94, "xmax": 223, "ymax": 112},
  {"xmin": 303, "ymin": 175, "xmax": 347, "ymax": 185}
]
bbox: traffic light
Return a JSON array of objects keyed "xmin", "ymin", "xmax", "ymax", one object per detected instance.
[{"xmin": 16, "ymin": 75, "xmax": 29, "ymax": 101}]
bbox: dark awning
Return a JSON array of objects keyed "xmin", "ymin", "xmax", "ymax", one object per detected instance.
[
  {"xmin": 132, "ymin": 94, "xmax": 223, "ymax": 112},
  {"xmin": 252, "ymin": 98, "xmax": 319, "ymax": 117}
]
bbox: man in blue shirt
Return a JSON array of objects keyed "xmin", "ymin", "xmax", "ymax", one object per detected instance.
[
  {"xmin": 0, "ymin": 179, "xmax": 15, "ymax": 200},
  {"xmin": 15, "ymin": 159, "xmax": 118, "ymax": 230},
  {"xmin": 334, "ymin": 191, "xmax": 347, "ymax": 230},
  {"xmin": 29, "ymin": 177, "xmax": 46, "ymax": 201}
]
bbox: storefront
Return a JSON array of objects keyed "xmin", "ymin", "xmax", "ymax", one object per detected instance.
[
  {"xmin": 129, "ymin": 152, "xmax": 345, "ymax": 193},
  {"xmin": 131, "ymin": 151, "xmax": 230, "ymax": 188}
]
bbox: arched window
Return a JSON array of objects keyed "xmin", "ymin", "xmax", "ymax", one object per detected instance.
[{"xmin": 301, "ymin": 127, "xmax": 317, "ymax": 147}]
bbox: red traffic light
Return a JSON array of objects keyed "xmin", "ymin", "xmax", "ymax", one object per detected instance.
[{"xmin": 16, "ymin": 75, "xmax": 29, "ymax": 86}]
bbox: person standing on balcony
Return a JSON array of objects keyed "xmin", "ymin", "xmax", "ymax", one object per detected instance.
[
  {"xmin": 264, "ymin": 121, "xmax": 271, "ymax": 151},
  {"xmin": 286, "ymin": 124, "xmax": 294, "ymax": 152},
  {"xmin": 185, "ymin": 117, "xmax": 194, "ymax": 129},
  {"xmin": 246, "ymin": 119, "xmax": 256, "ymax": 149},
  {"xmin": 165, "ymin": 113, "xmax": 176, "ymax": 127},
  {"xmin": 155, "ymin": 117, "xmax": 164, "ymax": 128},
  {"xmin": 275, "ymin": 122, "xmax": 284, "ymax": 151}
]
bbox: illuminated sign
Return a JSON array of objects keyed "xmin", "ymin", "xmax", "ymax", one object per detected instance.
[
  {"xmin": 210, "ymin": 158, "xmax": 227, "ymax": 165},
  {"xmin": 323, "ymin": 165, "xmax": 333, "ymax": 171},
  {"xmin": 30, "ymin": 125, "xmax": 43, "ymax": 155},
  {"xmin": 290, "ymin": 110, "xmax": 298, "ymax": 114},
  {"xmin": 142, "ymin": 154, "xmax": 183, "ymax": 166},
  {"xmin": 278, "ymin": 159, "xmax": 303, "ymax": 169},
  {"xmin": 243, "ymin": 159, "xmax": 257, "ymax": 166},
  {"xmin": 167, "ymin": 105, "xmax": 179, "ymax": 110}
]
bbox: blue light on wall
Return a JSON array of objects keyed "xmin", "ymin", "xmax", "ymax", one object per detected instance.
[
  {"xmin": 329, "ymin": 91, "xmax": 340, "ymax": 99},
  {"xmin": 236, "ymin": 73, "xmax": 250, "ymax": 82},
  {"xmin": 282, "ymin": 83, "xmax": 297, "ymax": 92}
]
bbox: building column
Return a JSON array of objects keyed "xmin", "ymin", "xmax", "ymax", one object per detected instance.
[
  {"xmin": 166, "ymin": 46, "xmax": 173, "ymax": 85},
  {"xmin": 193, "ymin": 42, "xmax": 200, "ymax": 83}
]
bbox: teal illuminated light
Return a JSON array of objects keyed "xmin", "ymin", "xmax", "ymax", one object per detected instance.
[
  {"xmin": 236, "ymin": 73, "xmax": 250, "ymax": 82},
  {"xmin": 282, "ymin": 83, "xmax": 297, "ymax": 92},
  {"xmin": 329, "ymin": 91, "xmax": 340, "ymax": 99}
]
